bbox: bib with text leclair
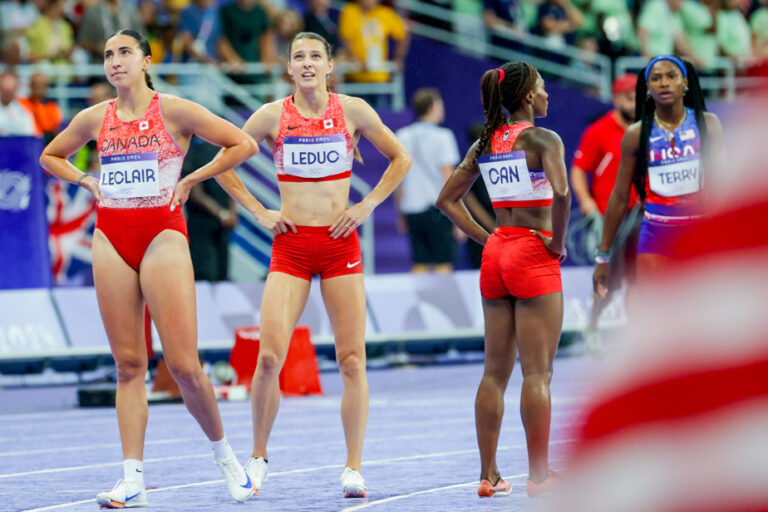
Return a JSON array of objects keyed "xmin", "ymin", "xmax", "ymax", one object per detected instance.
[
  {"xmin": 282, "ymin": 135, "xmax": 348, "ymax": 179},
  {"xmin": 99, "ymin": 153, "xmax": 160, "ymax": 199},
  {"xmin": 648, "ymin": 152, "xmax": 701, "ymax": 197},
  {"xmin": 479, "ymin": 151, "xmax": 533, "ymax": 198}
]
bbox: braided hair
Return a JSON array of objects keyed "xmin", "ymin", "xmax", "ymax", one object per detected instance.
[
  {"xmin": 111, "ymin": 29, "xmax": 154, "ymax": 90},
  {"xmin": 633, "ymin": 57, "xmax": 707, "ymax": 202},
  {"xmin": 473, "ymin": 61, "xmax": 538, "ymax": 162}
]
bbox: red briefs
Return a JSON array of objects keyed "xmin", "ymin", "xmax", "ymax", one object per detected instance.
[
  {"xmin": 269, "ymin": 225, "xmax": 363, "ymax": 280},
  {"xmin": 480, "ymin": 227, "xmax": 562, "ymax": 300},
  {"xmin": 95, "ymin": 205, "xmax": 188, "ymax": 271}
]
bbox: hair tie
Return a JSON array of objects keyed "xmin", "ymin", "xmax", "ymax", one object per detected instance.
[
  {"xmin": 644, "ymin": 55, "xmax": 688, "ymax": 82},
  {"xmin": 494, "ymin": 68, "xmax": 505, "ymax": 84}
]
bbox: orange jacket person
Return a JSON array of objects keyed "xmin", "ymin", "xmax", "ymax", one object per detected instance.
[
  {"xmin": 215, "ymin": 31, "xmax": 411, "ymax": 498},
  {"xmin": 437, "ymin": 62, "xmax": 570, "ymax": 497},
  {"xmin": 39, "ymin": 29, "xmax": 259, "ymax": 508}
]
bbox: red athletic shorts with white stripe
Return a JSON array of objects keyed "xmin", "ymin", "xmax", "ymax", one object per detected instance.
[
  {"xmin": 269, "ymin": 225, "xmax": 363, "ymax": 280},
  {"xmin": 480, "ymin": 227, "xmax": 562, "ymax": 300}
]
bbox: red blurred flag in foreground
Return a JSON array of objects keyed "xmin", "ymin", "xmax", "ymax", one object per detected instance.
[{"xmin": 550, "ymin": 97, "xmax": 768, "ymax": 512}]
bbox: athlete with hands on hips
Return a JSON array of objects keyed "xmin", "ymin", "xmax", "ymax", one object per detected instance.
[
  {"xmin": 40, "ymin": 29, "xmax": 259, "ymax": 508},
  {"xmin": 437, "ymin": 61, "xmax": 570, "ymax": 498},
  {"xmin": 214, "ymin": 31, "xmax": 411, "ymax": 498}
]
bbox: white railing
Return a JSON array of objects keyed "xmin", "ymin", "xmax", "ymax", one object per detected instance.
[{"xmin": 11, "ymin": 62, "xmax": 380, "ymax": 276}]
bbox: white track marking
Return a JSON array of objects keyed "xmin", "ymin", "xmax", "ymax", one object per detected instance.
[
  {"xmin": 20, "ymin": 442, "xmax": 575, "ymax": 511},
  {"xmin": 338, "ymin": 473, "xmax": 529, "ymax": 511}
]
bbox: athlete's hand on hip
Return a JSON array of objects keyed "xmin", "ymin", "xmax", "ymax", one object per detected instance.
[
  {"xmin": 254, "ymin": 208, "xmax": 297, "ymax": 235},
  {"xmin": 593, "ymin": 262, "xmax": 610, "ymax": 298},
  {"xmin": 531, "ymin": 229, "xmax": 567, "ymax": 263},
  {"xmin": 80, "ymin": 176, "xmax": 102, "ymax": 203},
  {"xmin": 170, "ymin": 179, "xmax": 192, "ymax": 211},
  {"xmin": 330, "ymin": 202, "xmax": 373, "ymax": 239}
]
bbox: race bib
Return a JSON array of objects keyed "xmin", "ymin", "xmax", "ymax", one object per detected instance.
[
  {"xmin": 648, "ymin": 156, "xmax": 701, "ymax": 197},
  {"xmin": 99, "ymin": 153, "xmax": 160, "ymax": 199},
  {"xmin": 283, "ymin": 135, "xmax": 348, "ymax": 179},
  {"xmin": 478, "ymin": 151, "xmax": 534, "ymax": 201}
]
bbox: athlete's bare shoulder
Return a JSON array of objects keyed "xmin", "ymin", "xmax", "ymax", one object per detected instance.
[
  {"xmin": 241, "ymin": 99, "xmax": 283, "ymax": 141},
  {"xmin": 622, "ymin": 120, "xmax": 643, "ymax": 147},
  {"xmin": 520, "ymin": 125, "xmax": 564, "ymax": 152},
  {"xmin": 338, "ymin": 94, "xmax": 373, "ymax": 117},
  {"xmin": 69, "ymin": 101, "xmax": 110, "ymax": 139}
]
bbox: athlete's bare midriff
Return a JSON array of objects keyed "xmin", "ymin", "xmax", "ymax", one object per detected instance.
[{"xmin": 278, "ymin": 179, "xmax": 352, "ymax": 225}]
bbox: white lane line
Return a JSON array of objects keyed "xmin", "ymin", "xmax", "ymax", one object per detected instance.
[
  {"xmin": 18, "ymin": 443, "xmax": 527, "ymax": 511},
  {"xmin": 338, "ymin": 473, "xmax": 528, "ymax": 511}
]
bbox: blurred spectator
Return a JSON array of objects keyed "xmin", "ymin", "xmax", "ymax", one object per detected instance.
[
  {"xmin": 19, "ymin": 72, "xmax": 62, "ymax": 142},
  {"xmin": 176, "ymin": 0, "xmax": 221, "ymax": 64},
  {"xmin": 591, "ymin": 0, "xmax": 639, "ymax": 57},
  {"xmin": 394, "ymin": 88, "xmax": 461, "ymax": 273},
  {"xmin": 0, "ymin": 71, "xmax": 36, "ymax": 136},
  {"xmin": 138, "ymin": 0, "xmax": 172, "ymax": 64},
  {"xmin": 681, "ymin": 0, "xmax": 717, "ymax": 70},
  {"xmin": 717, "ymin": 0, "xmax": 752, "ymax": 61},
  {"xmin": 303, "ymin": 0, "xmax": 339, "ymax": 52},
  {"xmin": 25, "ymin": 0, "xmax": 73, "ymax": 64},
  {"xmin": 534, "ymin": 0, "xmax": 584, "ymax": 49},
  {"xmin": 271, "ymin": 9, "xmax": 303, "ymax": 65},
  {"xmin": 339, "ymin": 0, "xmax": 409, "ymax": 83},
  {"xmin": 77, "ymin": 0, "xmax": 144, "ymax": 62},
  {"xmin": 0, "ymin": 0, "xmax": 41, "ymax": 65},
  {"xmin": 638, "ymin": 0, "xmax": 707, "ymax": 69},
  {"xmin": 483, "ymin": 0, "xmax": 522, "ymax": 34},
  {"xmin": 751, "ymin": 0, "xmax": 768, "ymax": 60},
  {"xmin": 182, "ymin": 139, "xmax": 237, "ymax": 282},
  {"xmin": 217, "ymin": 0, "xmax": 272, "ymax": 73}
]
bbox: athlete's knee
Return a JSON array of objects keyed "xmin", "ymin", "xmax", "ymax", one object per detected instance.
[
  {"xmin": 256, "ymin": 350, "xmax": 284, "ymax": 377},
  {"xmin": 166, "ymin": 358, "xmax": 204, "ymax": 386},
  {"xmin": 337, "ymin": 352, "xmax": 365, "ymax": 381},
  {"xmin": 114, "ymin": 354, "xmax": 147, "ymax": 383}
]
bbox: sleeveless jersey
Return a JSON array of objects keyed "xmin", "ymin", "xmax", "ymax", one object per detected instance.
[
  {"xmin": 96, "ymin": 92, "xmax": 184, "ymax": 209},
  {"xmin": 478, "ymin": 122, "xmax": 553, "ymax": 209},
  {"xmin": 645, "ymin": 107, "xmax": 703, "ymax": 220},
  {"xmin": 273, "ymin": 93, "xmax": 355, "ymax": 182}
]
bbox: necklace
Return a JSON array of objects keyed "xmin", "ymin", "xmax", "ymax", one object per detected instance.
[{"xmin": 654, "ymin": 110, "xmax": 685, "ymax": 133}]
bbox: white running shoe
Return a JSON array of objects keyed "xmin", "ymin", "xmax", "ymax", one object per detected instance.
[
  {"xmin": 340, "ymin": 467, "xmax": 368, "ymax": 498},
  {"xmin": 96, "ymin": 479, "xmax": 148, "ymax": 508},
  {"xmin": 216, "ymin": 455, "xmax": 255, "ymax": 502},
  {"xmin": 244, "ymin": 457, "xmax": 268, "ymax": 492}
]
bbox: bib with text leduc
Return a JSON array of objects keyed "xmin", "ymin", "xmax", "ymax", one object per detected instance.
[
  {"xmin": 282, "ymin": 135, "xmax": 349, "ymax": 179},
  {"xmin": 99, "ymin": 153, "xmax": 160, "ymax": 199}
]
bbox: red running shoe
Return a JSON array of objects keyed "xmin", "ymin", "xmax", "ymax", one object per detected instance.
[
  {"xmin": 527, "ymin": 470, "xmax": 557, "ymax": 497},
  {"xmin": 477, "ymin": 477, "xmax": 512, "ymax": 497}
]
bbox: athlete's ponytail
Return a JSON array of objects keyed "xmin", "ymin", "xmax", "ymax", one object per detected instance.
[
  {"xmin": 111, "ymin": 29, "xmax": 154, "ymax": 91},
  {"xmin": 473, "ymin": 61, "xmax": 538, "ymax": 162}
]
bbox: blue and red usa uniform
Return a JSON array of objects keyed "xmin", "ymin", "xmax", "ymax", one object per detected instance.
[
  {"xmin": 477, "ymin": 123, "xmax": 562, "ymax": 300},
  {"xmin": 638, "ymin": 107, "xmax": 704, "ymax": 256}
]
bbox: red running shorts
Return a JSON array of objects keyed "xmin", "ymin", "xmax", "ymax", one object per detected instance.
[
  {"xmin": 95, "ymin": 205, "xmax": 188, "ymax": 271},
  {"xmin": 269, "ymin": 225, "xmax": 363, "ymax": 280},
  {"xmin": 480, "ymin": 226, "xmax": 562, "ymax": 300}
]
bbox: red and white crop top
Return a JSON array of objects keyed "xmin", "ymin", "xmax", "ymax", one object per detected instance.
[
  {"xmin": 96, "ymin": 93, "xmax": 184, "ymax": 209},
  {"xmin": 477, "ymin": 122, "xmax": 553, "ymax": 209},
  {"xmin": 272, "ymin": 93, "xmax": 355, "ymax": 182}
]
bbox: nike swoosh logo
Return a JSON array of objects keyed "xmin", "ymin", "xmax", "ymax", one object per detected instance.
[
  {"xmin": 649, "ymin": 135, "xmax": 666, "ymax": 142},
  {"xmin": 347, "ymin": 261, "xmax": 361, "ymax": 268},
  {"xmin": 241, "ymin": 473, "xmax": 253, "ymax": 489},
  {"xmin": 109, "ymin": 125, "xmax": 120, "ymax": 130},
  {"xmin": 125, "ymin": 491, "xmax": 142, "ymax": 502},
  {"xmin": 287, "ymin": 125, "xmax": 301, "ymax": 130}
]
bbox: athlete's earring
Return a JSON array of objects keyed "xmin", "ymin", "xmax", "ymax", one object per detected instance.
[{"xmin": 684, "ymin": 86, "xmax": 689, "ymax": 94}]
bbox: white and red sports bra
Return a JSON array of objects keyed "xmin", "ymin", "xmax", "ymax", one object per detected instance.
[{"xmin": 272, "ymin": 93, "xmax": 355, "ymax": 182}]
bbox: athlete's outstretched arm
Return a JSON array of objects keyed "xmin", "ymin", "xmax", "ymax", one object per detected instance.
[
  {"xmin": 329, "ymin": 96, "xmax": 412, "ymax": 239},
  {"xmin": 437, "ymin": 141, "xmax": 491, "ymax": 245},
  {"xmin": 594, "ymin": 123, "xmax": 640, "ymax": 296},
  {"xmin": 536, "ymin": 128, "xmax": 571, "ymax": 259},
  {"xmin": 40, "ymin": 106, "xmax": 103, "ymax": 201},
  {"xmin": 166, "ymin": 96, "xmax": 258, "ymax": 209},
  {"xmin": 215, "ymin": 102, "xmax": 297, "ymax": 235}
]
